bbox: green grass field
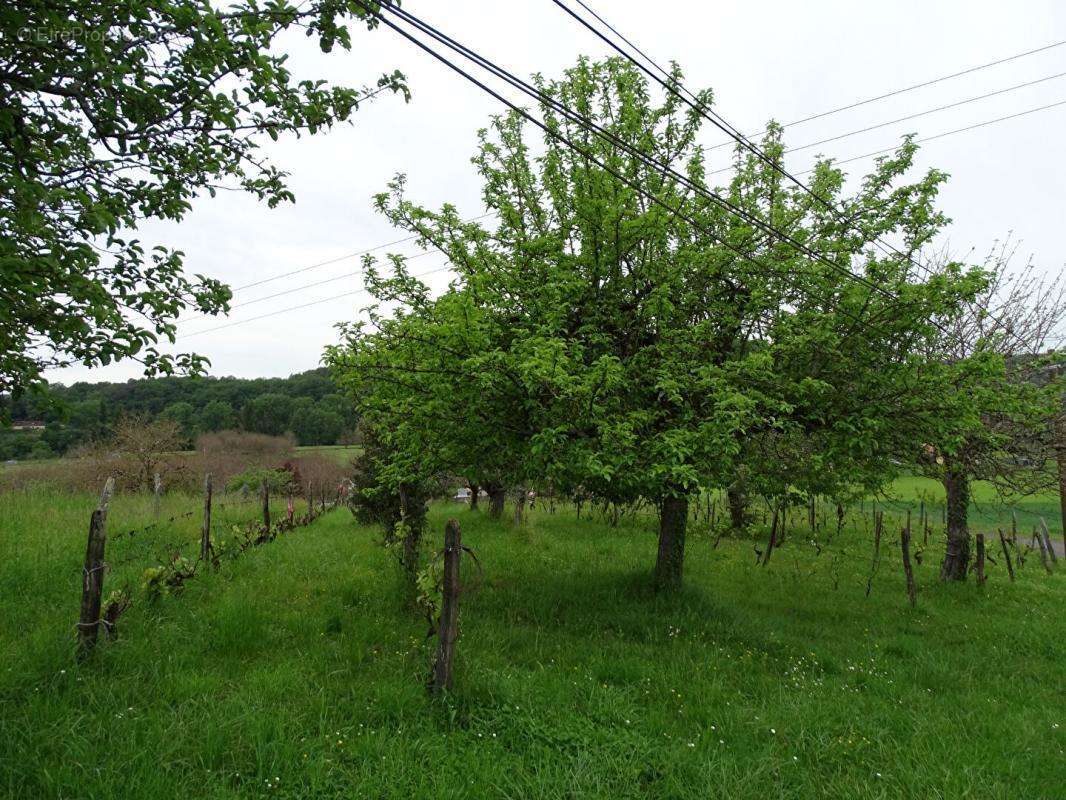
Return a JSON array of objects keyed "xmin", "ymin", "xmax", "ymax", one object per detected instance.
[
  {"xmin": 1, "ymin": 487, "xmax": 1063, "ymax": 799},
  {"xmin": 293, "ymin": 444, "xmax": 361, "ymax": 465}
]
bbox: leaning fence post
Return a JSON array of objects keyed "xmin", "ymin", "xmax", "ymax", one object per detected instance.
[
  {"xmin": 1035, "ymin": 525, "xmax": 1053, "ymax": 574},
  {"xmin": 975, "ymin": 533, "xmax": 986, "ymax": 586},
  {"xmin": 1039, "ymin": 517, "xmax": 1057, "ymax": 564},
  {"xmin": 78, "ymin": 477, "xmax": 115, "ymax": 659},
  {"xmin": 865, "ymin": 510, "xmax": 883, "ymax": 598},
  {"xmin": 430, "ymin": 519, "xmax": 463, "ymax": 694},
  {"xmin": 200, "ymin": 473, "xmax": 213, "ymax": 563},
  {"xmin": 998, "ymin": 529, "xmax": 1015, "ymax": 582},
  {"xmin": 152, "ymin": 472, "xmax": 162, "ymax": 520},
  {"xmin": 261, "ymin": 480, "xmax": 271, "ymax": 535},
  {"xmin": 900, "ymin": 516, "xmax": 917, "ymax": 608}
]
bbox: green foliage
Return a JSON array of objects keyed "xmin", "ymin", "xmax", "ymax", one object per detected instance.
[
  {"xmin": 290, "ymin": 406, "xmax": 345, "ymax": 446},
  {"xmin": 0, "ymin": 0, "xmax": 408, "ymax": 396},
  {"xmin": 242, "ymin": 393, "xmax": 297, "ymax": 437},
  {"xmin": 159, "ymin": 401, "xmax": 197, "ymax": 445},
  {"xmin": 27, "ymin": 440, "xmax": 53, "ymax": 460},
  {"xmin": 226, "ymin": 466, "xmax": 294, "ymax": 496},
  {"xmin": 328, "ymin": 57, "xmax": 984, "ymax": 535},
  {"xmin": 0, "ymin": 490, "xmax": 1062, "ymax": 798},
  {"xmin": 3, "ymin": 368, "xmax": 357, "ymax": 455},
  {"xmin": 197, "ymin": 400, "xmax": 236, "ymax": 433},
  {"xmin": 141, "ymin": 557, "xmax": 195, "ymax": 601},
  {"xmin": 345, "ymin": 420, "xmax": 402, "ymax": 533}
]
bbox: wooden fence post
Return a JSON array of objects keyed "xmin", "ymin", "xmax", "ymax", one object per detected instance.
[
  {"xmin": 261, "ymin": 480, "xmax": 270, "ymax": 535},
  {"xmin": 78, "ymin": 477, "xmax": 115, "ymax": 659},
  {"xmin": 865, "ymin": 510, "xmax": 883, "ymax": 598},
  {"xmin": 200, "ymin": 473, "xmax": 213, "ymax": 563},
  {"xmin": 430, "ymin": 519, "xmax": 463, "ymax": 694},
  {"xmin": 900, "ymin": 518, "xmax": 917, "ymax": 608},
  {"xmin": 152, "ymin": 472, "xmax": 162, "ymax": 520},
  {"xmin": 1035, "ymin": 525, "xmax": 1053, "ymax": 574},
  {"xmin": 761, "ymin": 507, "xmax": 779, "ymax": 566},
  {"xmin": 975, "ymin": 533, "xmax": 986, "ymax": 586},
  {"xmin": 1039, "ymin": 518, "xmax": 1057, "ymax": 564},
  {"xmin": 998, "ymin": 529, "xmax": 1015, "ymax": 582}
]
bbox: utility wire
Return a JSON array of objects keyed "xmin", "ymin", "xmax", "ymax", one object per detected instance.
[
  {"xmin": 183, "ymin": 7, "xmax": 1063, "ymax": 347},
  {"xmin": 717, "ymin": 39, "xmax": 1066, "ymax": 146},
  {"xmin": 796, "ymin": 98, "xmax": 1066, "ymax": 174},
  {"xmin": 774, "ymin": 71, "xmax": 1066, "ymax": 159},
  {"xmin": 707, "ymin": 86, "xmax": 1066, "ymax": 177},
  {"xmin": 378, "ymin": 3, "xmax": 959, "ymax": 342},
  {"xmin": 552, "ymin": 0, "xmax": 953, "ymax": 285},
  {"xmin": 365, "ymin": 4, "xmax": 950, "ymax": 348},
  {"xmin": 229, "ymin": 212, "xmax": 494, "ymax": 292},
  {"xmin": 552, "ymin": 0, "xmax": 1048, "ymax": 351},
  {"xmin": 179, "ymin": 264, "xmax": 453, "ymax": 339},
  {"xmin": 206, "ymin": 35, "xmax": 1060, "ymax": 306},
  {"xmin": 565, "ymin": 0, "xmax": 1066, "ymax": 144},
  {"xmin": 180, "ymin": 250, "xmax": 436, "ymax": 323}
]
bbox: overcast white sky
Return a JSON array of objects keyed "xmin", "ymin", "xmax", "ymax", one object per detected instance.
[{"xmin": 45, "ymin": 0, "xmax": 1066, "ymax": 386}]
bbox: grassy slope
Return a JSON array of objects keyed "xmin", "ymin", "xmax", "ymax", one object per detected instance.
[{"xmin": 0, "ymin": 491, "xmax": 1063, "ymax": 799}]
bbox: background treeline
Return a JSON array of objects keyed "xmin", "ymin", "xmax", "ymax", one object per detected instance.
[{"xmin": 0, "ymin": 368, "xmax": 357, "ymax": 460}]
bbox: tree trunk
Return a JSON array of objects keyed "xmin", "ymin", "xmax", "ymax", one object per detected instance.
[
  {"xmin": 1057, "ymin": 409, "xmax": 1065, "ymax": 557},
  {"xmin": 512, "ymin": 486, "xmax": 527, "ymax": 525},
  {"xmin": 468, "ymin": 482, "xmax": 480, "ymax": 512},
  {"xmin": 399, "ymin": 483, "xmax": 427, "ymax": 573},
  {"xmin": 487, "ymin": 485, "xmax": 506, "ymax": 519},
  {"xmin": 727, "ymin": 486, "xmax": 746, "ymax": 530},
  {"xmin": 654, "ymin": 493, "xmax": 689, "ymax": 591},
  {"xmin": 940, "ymin": 465, "xmax": 970, "ymax": 581}
]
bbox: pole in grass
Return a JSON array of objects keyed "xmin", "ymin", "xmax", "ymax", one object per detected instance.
[
  {"xmin": 430, "ymin": 519, "xmax": 463, "ymax": 694},
  {"xmin": 998, "ymin": 529, "xmax": 1015, "ymax": 582},
  {"xmin": 1039, "ymin": 518, "xmax": 1057, "ymax": 564},
  {"xmin": 900, "ymin": 512, "xmax": 917, "ymax": 608},
  {"xmin": 78, "ymin": 476, "xmax": 115, "ymax": 659},
  {"xmin": 261, "ymin": 479, "xmax": 270, "ymax": 535},
  {"xmin": 200, "ymin": 473, "xmax": 213, "ymax": 563},
  {"xmin": 152, "ymin": 472, "xmax": 162, "ymax": 520}
]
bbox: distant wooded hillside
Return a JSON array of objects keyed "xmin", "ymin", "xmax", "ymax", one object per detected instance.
[{"xmin": 1, "ymin": 368, "xmax": 356, "ymax": 459}]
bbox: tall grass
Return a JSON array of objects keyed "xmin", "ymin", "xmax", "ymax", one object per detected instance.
[{"xmin": 0, "ymin": 488, "xmax": 1062, "ymax": 799}]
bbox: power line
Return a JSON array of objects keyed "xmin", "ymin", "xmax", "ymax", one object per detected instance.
[
  {"xmin": 564, "ymin": 0, "xmax": 1066, "ymax": 146},
  {"xmin": 381, "ymin": 3, "xmax": 960, "ymax": 342},
  {"xmin": 199, "ymin": 34, "xmax": 1061, "ymax": 309},
  {"xmin": 365, "ymin": 4, "xmax": 951, "ymax": 348},
  {"xmin": 551, "ymin": 0, "xmax": 957, "ymax": 294},
  {"xmin": 705, "ymin": 77, "xmax": 1066, "ymax": 176},
  {"xmin": 786, "ymin": 71, "xmax": 1066, "ymax": 157},
  {"xmin": 551, "ymin": 0, "xmax": 1048, "ymax": 350},
  {"xmin": 721, "ymin": 38, "xmax": 1066, "ymax": 144},
  {"xmin": 794, "ymin": 98, "xmax": 1066, "ymax": 175},
  {"xmin": 229, "ymin": 212, "xmax": 494, "ymax": 293},
  {"xmin": 189, "ymin": 85, "xmax": 1061, "ymax": 323},
  {"xmin": 180, "ymin": 249, "xmax": 436, "ymax": 323},
  {"xmin": 179, "ymin": 264, "xmax": 454, "ymax": 339}
]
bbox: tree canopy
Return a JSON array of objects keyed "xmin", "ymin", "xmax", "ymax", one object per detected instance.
[
  {"xmin": 1, "ymin": 0, "xmax": 406, "ymax": 398},
  {"xmin": 328, "ymin": 57, "xmax": 994, "ymax": 589}
]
